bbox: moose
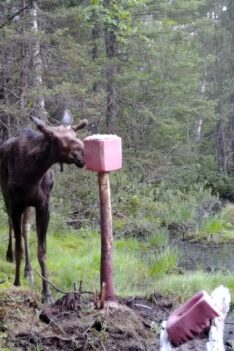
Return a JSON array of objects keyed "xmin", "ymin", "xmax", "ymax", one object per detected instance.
[{"xmin": 0, "ymin": 111, "xmax": 88, "ymax": 303}]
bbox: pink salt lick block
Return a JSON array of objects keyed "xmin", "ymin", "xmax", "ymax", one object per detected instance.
[
  {"xmin": 166, "ymin": 290, "xmax": 220, "ymax": 347},
  {"xmin": 84, "ymin": 134, "xmax": 122, "ymax": 172}
]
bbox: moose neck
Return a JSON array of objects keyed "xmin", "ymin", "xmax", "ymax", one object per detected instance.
[{"xmin": 24, "ymin": 135, "xmax": 60, "ymax": 181}]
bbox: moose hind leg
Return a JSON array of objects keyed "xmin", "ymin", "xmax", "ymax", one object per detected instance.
[
  {"xmin": 6, "ymin": 220, "xmax": 14, "ymax": 262},
  {"xmin": 22, "ymin": 207, "xmax": 34, "ymax": 283},
  {"xmin": 12, "ymin": 211, "xmax": 23, "ymax": 286},
  {"xmin": 36, "ymin": 205, "xmax": 53, "ymax": 304}
]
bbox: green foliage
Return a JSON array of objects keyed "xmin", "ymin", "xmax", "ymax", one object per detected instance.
[
  {"xmin": 195, "ymin": 204, "xmax": 234, "ymax": 242},
  {"xmin": 200, "ymin": 217, "xmax": 229, "ymax": 236},
  {"xmin": 149, "ymin": 247, "xmax": 179, "ymax": 277},
  {"xmin": 108, "ymin": 166, "xmax": 226, "ymax": 248},
  {"xmin": 155, "ymin": 271, "xmax": 234, "ymax": 302},
  {"xmin": 214, "ymin": 176, "xmax": 234, "ymax": 201},
  {"xmin": 0, "ymin": 222, "xmax": 178, "ymax": 298},
  {"xmin": 0, "ymin": 197, "xmax": 8, "ymax": 231},
  {"xmin": 148, "ymin": 230, "xmax": 169, "ymax": 248},
  {"xmin": 221, "ymin": 204, "xmax": 234, "ymax": 226}
]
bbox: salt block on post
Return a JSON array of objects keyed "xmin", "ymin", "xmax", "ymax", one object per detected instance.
[
  {"xmin": 166, "ymin": 290, "xmax": 220, "ymax": 347},
  {"xmin": 84, "ymin": 134, "xmax": 122, "ymax": 172}
]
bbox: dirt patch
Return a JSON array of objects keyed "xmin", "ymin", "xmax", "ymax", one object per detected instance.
[{"xmin": 0, "ymin": 288, "xmax": 233, "ymax": 351}]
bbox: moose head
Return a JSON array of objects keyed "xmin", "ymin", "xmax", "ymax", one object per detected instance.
[{"xmin": 31, "ymin": 110, "xmax": 88, "ymax": 168}]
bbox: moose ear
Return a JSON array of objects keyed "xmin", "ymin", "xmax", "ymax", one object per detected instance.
[
  {"xmin": 62, "ymin": 109, "xmax": 73, "ymax": 127},
  {"xmin": 30, "ymin": 116, "xmax": 53, "ymax": 136},
  {"xmin": 72, "ymin": 119, "xmax": 88, "ymax": 131}
]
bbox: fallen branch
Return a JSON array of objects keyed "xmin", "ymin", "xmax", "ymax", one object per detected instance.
[
  {"xmin": 38, "ymin": 311, "xmax": 76, "ymax": 335},
  {"xmin": 46, "ymin": 317, "xmax": 67, "ymax": 336},
  {"xmin": 33, "ymin": 269, "xmax": 93, "ymax": 295},
  {"xmin": 41, "ymin": 333, "xmax": 81, "ymax": 347},
  {"xmin": 135, "ymin": 303, "xmax": 152, "ymax": 310}
]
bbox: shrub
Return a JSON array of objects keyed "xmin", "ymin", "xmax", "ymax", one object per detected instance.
[{"xmin": 221, "ymin": 204, "xmax": 234, "ymax": 226}]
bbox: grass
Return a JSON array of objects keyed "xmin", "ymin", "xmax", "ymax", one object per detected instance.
[
  {"xmin": 0, "ymin": 221, "xmax": 234, "ymax": 303},
  {"xmin": 0, "ymin": 226, "xmax": 178, "ymax": 298},
  {"xmin": 196, "ymin": 206, "xmax": 234, "ymax": 242},
  {"xmin": 154, "ymin": 271, "xmax": 234, "ymax": 302}
]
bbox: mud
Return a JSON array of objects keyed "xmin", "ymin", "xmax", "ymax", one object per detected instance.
[{"xmin": 0, "ymin": 288, "xmax": 233, "ymax": 351}]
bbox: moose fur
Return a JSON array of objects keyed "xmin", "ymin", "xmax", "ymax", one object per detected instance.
[{"xmin": 0, "ymin": 113, "xmax": 88, "ymax": 303}]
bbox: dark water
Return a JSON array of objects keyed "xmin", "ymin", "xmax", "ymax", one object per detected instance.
[
  {"xmin": 174, "ymin": 240, "xmax": 234, "ymax": 272},
  {"xmin": 173, "ymin": 239, "xmax": 234, "ymax": 349}
]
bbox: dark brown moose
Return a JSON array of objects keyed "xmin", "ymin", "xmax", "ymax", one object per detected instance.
[{"xmin": 0, "ymin": 111, "xmax": 88, "ymax": 303}]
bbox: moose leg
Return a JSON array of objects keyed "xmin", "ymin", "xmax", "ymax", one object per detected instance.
[
  {"xmin": 36, "ymin": 204, "xmax": 53, "ymax": 304},
  {"xmin": 12, "ymin": 211, "xmax": 23, "ymax": 286},
  {"xmin": 22, "ymin": 207, "xmax": 33, "ymax": 283},
  {"xmin": 6, "ymin": 219, "xmax": 14, "ymax": 262}
]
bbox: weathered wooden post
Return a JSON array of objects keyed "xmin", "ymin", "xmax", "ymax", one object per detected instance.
[{"xmin": 84, "ymin": 135, "xmax": 122, "ymax": 303}]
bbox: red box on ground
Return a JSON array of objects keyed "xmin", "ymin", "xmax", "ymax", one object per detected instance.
[
  {"xmin": 166, "ymin": 290, "xmax": 220, "ymax": 347},
  {"xmin": 84, "ymin": 135, "xmax": 122, "ymax": 172}
]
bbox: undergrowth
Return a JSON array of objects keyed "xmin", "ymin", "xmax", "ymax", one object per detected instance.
[
  {"xmin": 196, "ymin": 204, "xmax": 234, "ymax": 242},
  {"xmin": 0, "ymin": 224, "xmax": 234, "ymax": 302},
  {"xmin": 154, "ymin": 271, "xmax": 234, "ymax": 302},
  {"xmin": 0, "ymin": 181, "xmax": 234, "ymax": 302}
]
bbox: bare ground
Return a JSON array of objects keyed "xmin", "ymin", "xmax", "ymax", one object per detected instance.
[{"xmin": 0, "ymin": 287, "xmax": 233, "ymax": 351}]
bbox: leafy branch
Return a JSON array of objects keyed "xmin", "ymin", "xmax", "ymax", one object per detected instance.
[{"xmin": 0, "ymin": 1, "xmax": 32, "ymax": 30}]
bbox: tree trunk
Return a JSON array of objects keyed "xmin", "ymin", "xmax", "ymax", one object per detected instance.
[
  {"xmin": 0, "ymin": 25, "xmax": 10, "ymax": 140},
  {"xmin": 228, "ymin": 0, "xmax": 234, "ymax": 171},
  {"xmin": 195, "ymin": 77, "xmax": 206, "ymax": 144},
  {"xmin": 217, "ymin": 119, "xmax": 226, "ymax": 173},
  {"xmin": 104, "ymin": 25, "xmax": 118, "ymax": 134},
  {"xmin": 20, "ymin": 0, "xmax": 28, "ymax": 109},
  {"xmin": 31, "ymin": 0, "xmax": 47, "ymax": 120},
  {"xmin": 214, "ymin": 11, "xmax": 226, "ymax": 174}
]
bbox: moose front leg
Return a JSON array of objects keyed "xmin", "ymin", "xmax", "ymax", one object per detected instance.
[
  {"xmin": 36, "ymin": 205, "xmax": 53, "ymax": 304},
  {"xmin": 22, "ymin": 207, "xmax": 33, "ymax": 283},
  {"xmin": 11, "ymin": 211, "xmax": 23, "ymax": 286},
  {"xmin": 6, "ymin": 219, "xmax": 14, "ymax": 262}
]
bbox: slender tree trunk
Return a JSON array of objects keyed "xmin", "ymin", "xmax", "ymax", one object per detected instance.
[
  {"xmin": 31, "ymin": 0, "xmax": 47, "ymax": 120},
  {"xmin": 195, "ymin": 77, "xmax": 206, "ymax": 144},
  {"xmin": 217, "ymin": 119, "xmax": 226, "ymax": 173},
  {"xmin": 195, "ymin": 119, "xmax": 203, "ymax": 144},
  {"xmin": 228, "ymin": 0, "xmax": 234, "ymax": 171},
  {"xmin": 92, "ymin": 22, "xmax": 99, "ymax": 94},
  {"xmin": 195, "ymin": 42, "xmax": 209, "ymax": 144},
  {"xmin": 214, "ymin": 15, "xmax": 226, "ymax": 173},
  {"xmin": 92, "ymin": 12, "xmax": 100, "ymax": 62},
  {"xmin": 20, "ymin": 0, "xmax": 28, "ymax": 108},
  {"xmin": 0, "ymin": 28, "xmax": 10, "ymax": 140},
  {"xmin": 104, "ymin": 20, "xmax": 118, "ymax": 133}
]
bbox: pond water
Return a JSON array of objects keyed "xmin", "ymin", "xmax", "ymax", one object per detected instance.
[
  {"xmin": 174, "ymin": 240, "xmax": 234, "ymax": 272},
  {"xmin": 173, "ymin": 239, "xmax": 234, "ymax": 349}
]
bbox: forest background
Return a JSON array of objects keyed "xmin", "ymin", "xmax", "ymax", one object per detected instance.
[{"xmin": 1, "ymin": 0, "xmax": 234, "ymax": 300}]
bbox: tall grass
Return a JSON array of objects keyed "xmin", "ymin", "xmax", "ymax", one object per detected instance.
[
  {"xmin": 197, "ymin": 205, "xmax": 234, "ymax": 242},
  {"xmin": 0, "ymin": 182, "xmax": 234, "ymax": 302},
  {"xmin": 1, "ymin": 225, "xmax": 234, "ymax": 302},
  {"xmin": 0, "ymin": 226, "xmax": 179, "ymax": 298},
  {"xmin": 154, "ymin": 271, "xmax": 234, "ymax": 302}
]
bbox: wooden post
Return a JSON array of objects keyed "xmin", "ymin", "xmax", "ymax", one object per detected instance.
[
  {"xmin": 84, "ymin": 134, "xmax": 122, "ymax": 306},
  {"xmin": 98, "ymin": 172, "xmax": 116, "ymax": 302}
]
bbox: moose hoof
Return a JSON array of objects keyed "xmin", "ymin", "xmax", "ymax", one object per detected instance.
[
  {"xmin": 6, "ymin": 251, "xmax": 14, "ymax": 263},
  {"xmin": 25, "ymin": 270, "xmax": 34, "ymax": 285},
  {"xmin": 13, "ymin": 280, "xmax": 21, "ymax": 287},
  {"xmin": 42, "ymin": 294, "xmax": 54, "ymax": 305}
]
